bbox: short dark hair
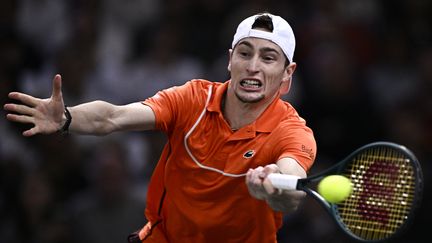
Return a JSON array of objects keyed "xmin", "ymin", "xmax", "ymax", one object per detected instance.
[
  {"xmin": 252, "ymin": 14, "xmax": 274, "ymax": 32},
  {"xmin": 251, "ymin": 14, "xmax": 290, "ymax": 67}
]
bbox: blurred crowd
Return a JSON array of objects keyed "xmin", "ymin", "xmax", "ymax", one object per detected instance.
[{"xmin": 1, "ymin": 0, "xmax": 431, "ymax": 242}]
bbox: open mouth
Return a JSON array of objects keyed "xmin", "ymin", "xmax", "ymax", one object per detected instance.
[{"xmin": 240, "ymin": 79, "xmax": 262, "ymax": 89}]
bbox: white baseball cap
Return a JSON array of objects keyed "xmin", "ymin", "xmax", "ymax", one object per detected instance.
[{"xmin": 232, "ymin": 13, "xmax": 296, "ymax": 63}]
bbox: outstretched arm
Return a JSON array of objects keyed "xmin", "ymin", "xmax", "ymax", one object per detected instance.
[
  {"xmin": 4, "ymin": 74, "xmax": 155, "ymax": 136},
  {"xmin": 246, "ymin": 158, "xmax": 307, "ymax": 213},
  {"xmin": 67, "ymin": 100, "xmax": 155, "ymax": 135}
]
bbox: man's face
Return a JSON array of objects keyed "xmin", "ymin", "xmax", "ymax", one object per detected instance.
[{"xmin": 228, "ymin": 37, "xmax": 295, "ymax": 104}]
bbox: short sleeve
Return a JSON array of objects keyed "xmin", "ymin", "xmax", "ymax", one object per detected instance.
[
  {"xmin": 275, "ymin": 122, "xmax": 317, "ymax": 172},
  {"xmin": 142, "ymin": 80, "xmax": 208, "ymax": 134}
]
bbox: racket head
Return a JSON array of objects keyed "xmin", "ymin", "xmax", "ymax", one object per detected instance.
[{"xmin": 313, "ymin": 142, "xmax": 424, "ymax": 242}]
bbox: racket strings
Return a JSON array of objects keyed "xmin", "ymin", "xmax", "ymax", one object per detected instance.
[{"xmin": 337, "ymin": 146, "xmax": 416, "ymax": 241}]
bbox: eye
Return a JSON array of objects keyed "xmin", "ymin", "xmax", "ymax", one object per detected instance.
[
  {"xmin": 262, "ymin": 55, "xmax": 276, "ymax": 62},
  {"xmin": 239, "ymin": 51, "xmax": 250, "ymax": 57}
]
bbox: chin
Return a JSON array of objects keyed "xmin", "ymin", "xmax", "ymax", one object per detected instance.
[{"xmin": 235, "ymin": 92, "xmax": 265, "ymax": 103}]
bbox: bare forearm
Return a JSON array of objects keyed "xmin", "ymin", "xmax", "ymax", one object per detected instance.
[
  {"xmin": 66, "ymin": 101, "xmax": 155, "ymax": 135},
  {"xmin": 66, "ymin": 101, "xmax": 118, "ymax": 135}
]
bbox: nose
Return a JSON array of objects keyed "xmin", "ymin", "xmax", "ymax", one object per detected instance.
[{"xmin": 246, "ymin": 56, "xmax": 260, "ymax": 73}]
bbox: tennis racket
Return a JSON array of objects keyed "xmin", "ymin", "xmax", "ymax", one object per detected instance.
[{"xmin": 268, "ymin": 141, "xmax": 423, "ymax": 242}]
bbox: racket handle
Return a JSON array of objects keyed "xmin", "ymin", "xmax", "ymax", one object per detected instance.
[{"xmin": 267, "ymin": 173, "xmax": 300, "ymax": 190}]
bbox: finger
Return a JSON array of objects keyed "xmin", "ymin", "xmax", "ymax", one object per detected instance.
[
  {"xmin": 246, "ymin": 169, "xmax": 252, "ymax": 179},
  {"xmin": 22, "ymin": 126, "xmax": 40, "ymax": 137},
  {"xmin": 8, "ymin": 92, "xmax": 40, "ymax": 107},
  {"xmin": 246, "ymin": 169, "xmax": 254, "ymax": 184},
  {"xmin": 246, "ymin": 169, "xmax": 263, "ymax": 189},
  {"xmin": 246, "ymin": 173, "xmax": 266, "ymax": 200},
  {"xmin": 263, "ymin": 178, "xmax": 277, "ymax": 194},
  {"xmin": 253, "ymin": 166, "xmax": 266, "ymax": 179},
  {"xmin": 246, "ymin": 170, "xmax": 259, "ymax": 186},
  {"xmin": 250, "ymin": 168, "xmax": 262, "ymax": 184},
  {"xmin": 6, "ymin": 113, "xmax": 34, "ymax": 124},
  {"xmin": 51, "ymin": 74, "xmax": 63, "ymax": 101},
  {"xmin": 263, "ymin": 164, "xmax": 280, "ymax": 176},
  {"xmin": 4, "ymin": 103, "xmax": 35, "ymax": 116}
]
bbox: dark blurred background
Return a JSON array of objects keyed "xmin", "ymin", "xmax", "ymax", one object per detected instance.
[{"xmin": 1, "ymin": 0, "xmax": 430, "ymax": 242}]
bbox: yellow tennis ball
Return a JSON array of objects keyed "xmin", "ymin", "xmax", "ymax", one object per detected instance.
[{"xmin": 317, "ymin": 175, "xmax": 353, "ymax": 204}]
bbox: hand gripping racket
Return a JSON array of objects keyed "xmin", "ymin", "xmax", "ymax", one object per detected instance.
[{"xmin": 268, "ymin": 142, "xmax": 423, "ymax": 242}]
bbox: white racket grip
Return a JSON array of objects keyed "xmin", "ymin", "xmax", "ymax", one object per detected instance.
[{"xmin": 267, "ymin": 173, "xmax": 301, "ymax": 190}]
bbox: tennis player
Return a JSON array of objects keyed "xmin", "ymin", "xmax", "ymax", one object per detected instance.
[{"xmin": 5, "ymin": 13, "xmax": 316, "ymax": 242}]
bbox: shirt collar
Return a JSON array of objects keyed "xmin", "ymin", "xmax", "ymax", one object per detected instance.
[
  {"xmin": 207, "ymin": 80, "xmax": 286, "ymax": 133},
  {"xmin": 207, "ymin": 81, "xmax": 228, "ymax": 113}
]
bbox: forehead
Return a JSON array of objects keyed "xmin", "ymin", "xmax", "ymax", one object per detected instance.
[{"xmin": 236, "ymin": 37, "xmax": 284, "ymax": 54}]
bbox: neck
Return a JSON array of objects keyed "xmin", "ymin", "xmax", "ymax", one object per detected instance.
[{"xmin": 222, "ymin": 90, "xmax": 276, "ymax": 130}]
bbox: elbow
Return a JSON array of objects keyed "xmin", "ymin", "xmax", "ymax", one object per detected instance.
[{"xmin": 93, "ymin": 120, "xmax": 117, "ymax": 136}]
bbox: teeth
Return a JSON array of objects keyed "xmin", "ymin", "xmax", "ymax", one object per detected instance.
[{"xmin": 241, "ymin": 79, "xmax": 261, "ymax": 87}]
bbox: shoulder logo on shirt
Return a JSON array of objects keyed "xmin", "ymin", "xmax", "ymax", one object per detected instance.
[
  {"xmin": 302, "ymin": 145, "xmax": 315, "ymax": 160},
  {"xmin": 243, "ymin": 150, "xmax": 255, "ymax": 159}
]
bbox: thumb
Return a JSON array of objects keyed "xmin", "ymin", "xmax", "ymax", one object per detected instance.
[
  {"xmin": 263, "ymin": 177, "xmax": 277, "ymax": 195},
  {"xmin": 52, "ymin": 74, "xmax": 63, "ymax": 101}
]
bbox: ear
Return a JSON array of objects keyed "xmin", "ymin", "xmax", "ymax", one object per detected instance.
[
  {"xmin": 280, "ymin": 63, "xmax": 296, "ymax": 95},
  {"xmin": 227, "ymin": 49, "xmax": 233, "ymax": 72}
]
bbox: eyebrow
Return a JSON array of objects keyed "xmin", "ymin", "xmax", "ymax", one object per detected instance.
[{"xmin": 237, "ymin": 40, "xmax": 281, "ymax": 55}]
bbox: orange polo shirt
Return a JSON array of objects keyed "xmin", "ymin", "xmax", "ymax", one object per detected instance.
[{"xmin": 141, "ymin": 79, "xmax": 316, "ymax": 243}]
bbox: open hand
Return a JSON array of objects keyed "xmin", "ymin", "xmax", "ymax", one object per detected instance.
[{"xmin": 4, "ymin": 74, "xmax": 65, "ymax": 136}]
